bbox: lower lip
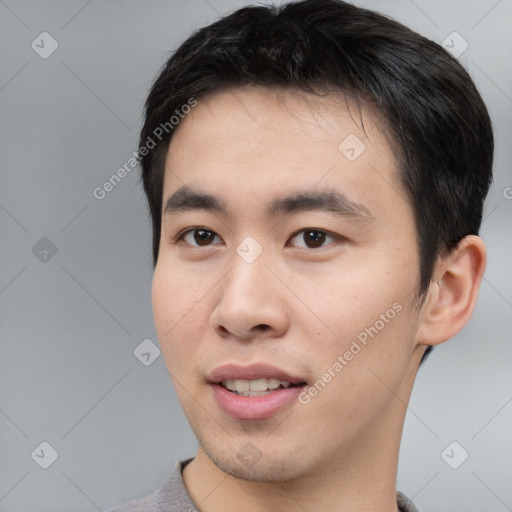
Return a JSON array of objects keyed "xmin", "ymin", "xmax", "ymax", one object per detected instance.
[{"xmin": 211, "ymin": 383, "xmax": 305, "ymax": 420}]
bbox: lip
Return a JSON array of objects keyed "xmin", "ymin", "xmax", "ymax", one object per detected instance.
[
  {"xmin": 208, "ymin": 363, "xmax": 307, "ymax": 420},
  {"xmin": 207, "ymin": 363, "xmax": 306, "ymax": 385},
  {"xmin": 211, "ymin": 383, "xmax": 306, "ymax": 420}
]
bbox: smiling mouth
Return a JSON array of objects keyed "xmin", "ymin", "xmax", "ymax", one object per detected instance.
[{"xmin": 219, "ymin": 378, "xmax": 307, "ymax": 397}]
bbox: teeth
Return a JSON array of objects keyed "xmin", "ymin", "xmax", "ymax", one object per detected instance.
[
  {"xmin": 234, "ymin": 379, "xmax": 250, "ymax": 392},
  {"xmin": 221, "ymin": 378, "xmax": 294, "ymax": 395},
  {"xmin": 250, "ymin": 378, "xmax": 273, "ymax": 391}
]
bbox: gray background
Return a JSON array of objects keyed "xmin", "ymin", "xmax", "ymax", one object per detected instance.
[{"xmin": 0, "ymin": 0, "xmax": 511, "ymax": 510}]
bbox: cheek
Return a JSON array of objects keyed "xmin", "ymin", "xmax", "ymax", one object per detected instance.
[
  {"xmin": 152, "ymin": 259, "xmax": 211, "ymax": 324},
  {"xmin": 296, "ymin": 277, "xmax": 418, "ymax": 428},
  {"xmin": 290, "ymin": 248, "xmax": 418, "ymax": 359},
  {"xmin": 151, "ymin": 262, "xmax": 210, "ymax": 368}
]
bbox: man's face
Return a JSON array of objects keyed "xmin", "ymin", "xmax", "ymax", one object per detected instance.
[{"xmin": 152, "ymin": 86, "xmax": 426, "ymax": 481}]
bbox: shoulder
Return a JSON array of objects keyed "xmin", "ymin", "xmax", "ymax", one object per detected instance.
[
  {"xmin": 397, "ymin": 490, "xmax": 421, "ymax": 512},
  {"xmin": 105, "ymin": 459, "xmax": 197, "ymax": 512},
  {"xmin": 105, "ymin": 493, "xmax": 157, "ymax": 512}
]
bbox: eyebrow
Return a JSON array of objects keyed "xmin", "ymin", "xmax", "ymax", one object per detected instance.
[{"xmin": 164, "ymin": 184, "xmax": 374, "ymax": 222}]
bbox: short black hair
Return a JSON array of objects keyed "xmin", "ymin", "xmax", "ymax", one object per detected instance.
[{"xmin": 139, "ymin": 0, "xmax": 493, "ymax": 315}]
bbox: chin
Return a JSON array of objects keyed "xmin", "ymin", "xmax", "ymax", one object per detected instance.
[{"xmin": 201, "ymin": 441, "xmax": 311, "ymax": 483}]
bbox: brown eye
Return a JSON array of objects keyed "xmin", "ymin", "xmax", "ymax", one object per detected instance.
[
  {"xmin": 303, "ymin": 230, "xmax": 326, "ymax": 248},
  {"xmin": 180, "ymin": 228, "xmax": 220, "ymax": 246},
  {"xmin": 289, "ymin": 229, "xmax": 338, "ymax": 249},
  {"xmin": 194, "ymin": 229, "xmax": 215, "ymax": 246}
]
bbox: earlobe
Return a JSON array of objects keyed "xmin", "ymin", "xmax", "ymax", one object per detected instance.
[{"xmin": 415, "ymin": 235, "xmax": 487, "ymax": 347}]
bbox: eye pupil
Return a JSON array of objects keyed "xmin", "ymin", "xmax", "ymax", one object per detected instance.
[
  {"xmin": 194, "ymin": 229, "xmax": 214, "ymax": 246},
  {"xmin": 304, "ymin": 230, "xmax": 325, "ymax": 248}
]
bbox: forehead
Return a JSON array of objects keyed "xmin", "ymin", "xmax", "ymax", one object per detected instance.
[{"xmin": 162, "ymin": 86, "xmax": 407, "ymax": 221}]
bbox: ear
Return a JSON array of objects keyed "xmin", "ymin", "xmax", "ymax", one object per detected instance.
[{"xmin": 415, "ymin": 235, "xmax": 487, "ymax": 346}]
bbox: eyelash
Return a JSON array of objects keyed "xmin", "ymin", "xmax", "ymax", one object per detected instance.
[{"xmin": 175, "ymin": 227, "xmax": 341, "ymax": 250}]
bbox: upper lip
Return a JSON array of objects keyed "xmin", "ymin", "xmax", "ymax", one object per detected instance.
[{"xmin": 208, "ymin": 363, "xmax": 307, "ymax": 384}]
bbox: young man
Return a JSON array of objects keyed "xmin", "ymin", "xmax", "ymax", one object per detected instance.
[{"xmin": 109, "ymin": 0, "xmax": 493, "ymax": 510}]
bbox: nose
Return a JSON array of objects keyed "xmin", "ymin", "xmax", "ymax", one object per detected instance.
[{"xmin": 210, "ymin": 250, "xmax": 290, "ymax": 341}]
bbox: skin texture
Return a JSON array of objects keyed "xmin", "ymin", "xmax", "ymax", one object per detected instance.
[{"xmin": 151, "ymin": 86, "xmax": 486, "ymax": 512}]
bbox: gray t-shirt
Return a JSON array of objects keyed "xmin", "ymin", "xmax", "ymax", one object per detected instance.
[{"xmin": 107, "ymin": 458, "xmax": 420, "ymax": 512}]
